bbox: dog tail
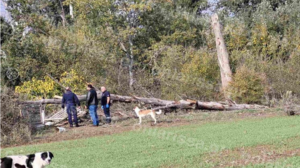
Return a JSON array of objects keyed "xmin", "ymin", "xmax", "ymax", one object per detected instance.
[{"xmin": 156, "ymin": 110, "xmax": 162, "ymax": 115}]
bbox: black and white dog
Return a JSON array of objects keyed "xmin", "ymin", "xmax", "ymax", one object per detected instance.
[{"xmin": 1, "ymin": 151, "xmax": 54, "ymax": 168}]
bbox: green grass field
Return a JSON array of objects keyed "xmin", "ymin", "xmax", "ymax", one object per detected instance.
[{"xmin": 2, "ymin": 114, "xmax": 300, "ymax": 168}]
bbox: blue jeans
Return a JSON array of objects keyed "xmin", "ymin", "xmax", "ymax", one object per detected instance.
[
  {"xmin": 89, "ymin": 105, "xmax": 99, "ymax": 126},
  {"xmin": 66, "ymin": 104, "xmax": 78, "ymax": 126}
]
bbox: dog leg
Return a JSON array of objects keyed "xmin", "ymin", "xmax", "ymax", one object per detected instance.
[
  {"xmin": 151, "ymin": 113, "xmax": 157, "ymax": 124},
  {"xmin": 139, "ymin": 117, "xmax": 142, "ymax": 124}
]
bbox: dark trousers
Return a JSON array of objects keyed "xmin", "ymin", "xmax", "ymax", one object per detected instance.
[
  {"xmin": 66, "ymin": 104, "xmax": 78, "ymax": 126},
  {"xmin": 103, "ymin": 107, "xmax": 111, "ymax": 123}
]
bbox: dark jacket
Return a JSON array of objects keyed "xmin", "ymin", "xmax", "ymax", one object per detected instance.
[
  {"xmin": 101, "ymin": 90, "xmax": 111, "ymax": 106},
  {"xmin": 86, "ymin": 88, "xmax": 98, "ymax": 106},
  {"xmin": 62, "ymin": 91, "xmax": 80, "ymax": 108}
]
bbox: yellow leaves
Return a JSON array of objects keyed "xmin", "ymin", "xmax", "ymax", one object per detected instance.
[
  {"xmin": 252, "ymin": 24, "xmax": 269, "ymax": 46},
  {"xmin": 60, "ymin": 69, "xmax": 86, "ymax": 94},
  {"xmin": 15, "ymin": 69, "xmax": 86, "ymax": 100},
  {"xmin": 77, "ymin": 29, "xmax": 85, "ymax": 40},
  {"xmin": 15, "ymin": 76, "xmax": 56, "ymax": 100},
  {"xmin": 225, "ymin": 22, "xmax": 247, "ymax": 50},
  {"xmin": 129, "ymin": 3, "xmax": 152, "ymax": 12},
  {"xmin": 181, "ymin": 50, "xmax": 217, "ymax": 78},
  {"xmin": 228, "ymin": 66, "xmax": 266, "ymax": 104}
]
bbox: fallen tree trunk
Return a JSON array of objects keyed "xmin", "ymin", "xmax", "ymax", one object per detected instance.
[
  {"xmin": 151, "ymin": 100, "xmax": 195, "ymax": 111},
  {"xmin": 196, "ymin": 101, "xmax": 225, "ymax": 110},
  {"xmin": 19, "ymin": 93, "xmax": 267, "ymax": 111},
  {"xmin": 224, "ymin": 104, "xmax": 267, "ymax": 111}
]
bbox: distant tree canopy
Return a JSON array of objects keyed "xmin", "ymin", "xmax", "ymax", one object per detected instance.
[
  {"xmin": 218, "ymin": 0, "xmax": 292, "ymax": 14},
  {"xmin": 1, "ymin": 0, "xmax": 300, "ymax": 103},
  {"xmin": 0, "ymin": 17, "xmax": 13, "ymax": 44}
]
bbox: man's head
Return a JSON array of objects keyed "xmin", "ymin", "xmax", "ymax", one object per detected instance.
[
  {"xmin": 101, "ymin": 86, "xmax": 106, "ymax": 92},
  {"xmin": 87, "ymin": 84, "xmax": 93, "ymax": 91},
  {"xmin": 65, "ymin": 87, "xmax": 71, "ymax": 91}
]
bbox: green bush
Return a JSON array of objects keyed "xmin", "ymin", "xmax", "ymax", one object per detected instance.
[{"xmin": 228, "ymin": 66, "xmax": 266, "ymax": 104}]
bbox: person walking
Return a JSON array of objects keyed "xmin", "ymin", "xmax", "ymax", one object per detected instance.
[
  {"xmin": 101, "ymin": 86, "xmax": 111, "ymax": 124},
  {"xmin": 85, "ymin": 84, "xmax": 99, "ymax": 126},
  {"xmin": 62, "ymin": 87, "xmax": 81, "ymax": 128}
]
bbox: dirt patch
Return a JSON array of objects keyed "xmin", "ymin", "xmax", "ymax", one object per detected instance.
[{"xmin": 202, "ymin": 137, "xmax": 300, "ymax": 167}]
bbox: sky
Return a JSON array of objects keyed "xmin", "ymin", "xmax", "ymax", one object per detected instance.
[{"xmin": 0, "ymin": 0, "xmax": 12, "ymax": 21}]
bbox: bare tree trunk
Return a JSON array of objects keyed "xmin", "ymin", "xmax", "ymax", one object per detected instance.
[
  {"xmin": 119, "ymin": 37, "xmax": 134, "ymax": 90},
  {"xmin": 128, "ymin": 35, "xmax": 134, "ymax": 90},
  {"xmin": 118, "ymin": 58, "xmax": 123, "ymax": 88},
  {"xmin": 59, "ymin": 0, "xmax": 66, "ymax": 27},
  {"xmin": 69, "ymin": 3, "xmax": 74, "ymax": 19},
  {"xmin": 211, "ymin": 13, "xmax": 233, "ymax": 99}
]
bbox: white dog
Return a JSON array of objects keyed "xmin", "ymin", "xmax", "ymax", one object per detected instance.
[
  {"xmin": 1, "ymin": 151, "xmax": 54, "ymax": 168},
  {"xmin": 134, "ymin": 107, "xmax": 162, "ymax": 124}
]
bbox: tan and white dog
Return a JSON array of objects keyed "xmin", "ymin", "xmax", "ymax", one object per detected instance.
[{"xmin": 134, "ymin": 107, "xmax": 162, "ymax": 124}]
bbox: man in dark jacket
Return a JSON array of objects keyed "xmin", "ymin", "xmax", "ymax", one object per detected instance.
[
  {"xmin": 62, "ymin": 87, "xmax": 80, "ymax": 127},
  {"xmin": 101, "ymin": 86, "xmax": 111, "ymax": 124},
  {"xmin": 85, "ymin": 84, "xmax": 99, "ymax": 126}
]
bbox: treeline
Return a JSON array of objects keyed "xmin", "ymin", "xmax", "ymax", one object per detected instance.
[{"xmin": 1, "ymin": 0, "xmax": 300, "ymax": 104}]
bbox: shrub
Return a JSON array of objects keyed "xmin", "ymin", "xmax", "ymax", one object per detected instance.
[
  {"xmin": 15, "ymin": 76, "xmax": 56, "ymax": 100},
  {"xmin": 60, "ymin": 69, "xmax": 87, "ymax": 94},
  {"xmin": 228, "ymin": 66, "xmax": 266, "ymax": 104},
  {"xmin": 15, "ymin": 69, "xmax": 86, "ymax": 100},
  {"xmin": 1, "ymin": 87, "xmax": 33, "ymax": 146}
]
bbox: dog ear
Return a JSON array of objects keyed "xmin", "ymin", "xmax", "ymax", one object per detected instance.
[
  {"xmin": 49, "ymin": 152, "xmax": 54, "ymax": 159},
  {"xmin": 41, "ymin": 152, "xmax": 48, "ymax": 160}
]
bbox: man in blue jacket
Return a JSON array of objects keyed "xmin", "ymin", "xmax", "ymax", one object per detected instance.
[
  {"xmin": 101, "ymin": 86, "xmax": 111, "ymax": 124},
  {"xmin": 62, "ymin": 87, "xmax": 81, "ymax": 127}
]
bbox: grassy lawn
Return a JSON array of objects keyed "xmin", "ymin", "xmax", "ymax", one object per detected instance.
[{"xmin": 2, "ymin": 115, "xmax": 300, "ymax": 168}]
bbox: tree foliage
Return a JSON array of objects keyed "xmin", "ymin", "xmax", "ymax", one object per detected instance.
[
  {"xmin": 2, "ymin": 0, "xmax": 300, "ymax": 103},
  {"xmin": 228, "ymin": 66, "xmax": 266, "ymax": 103},
  {"xmin": 15, "ymin": 70, "xmax": 86, "ymax": 99}
]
